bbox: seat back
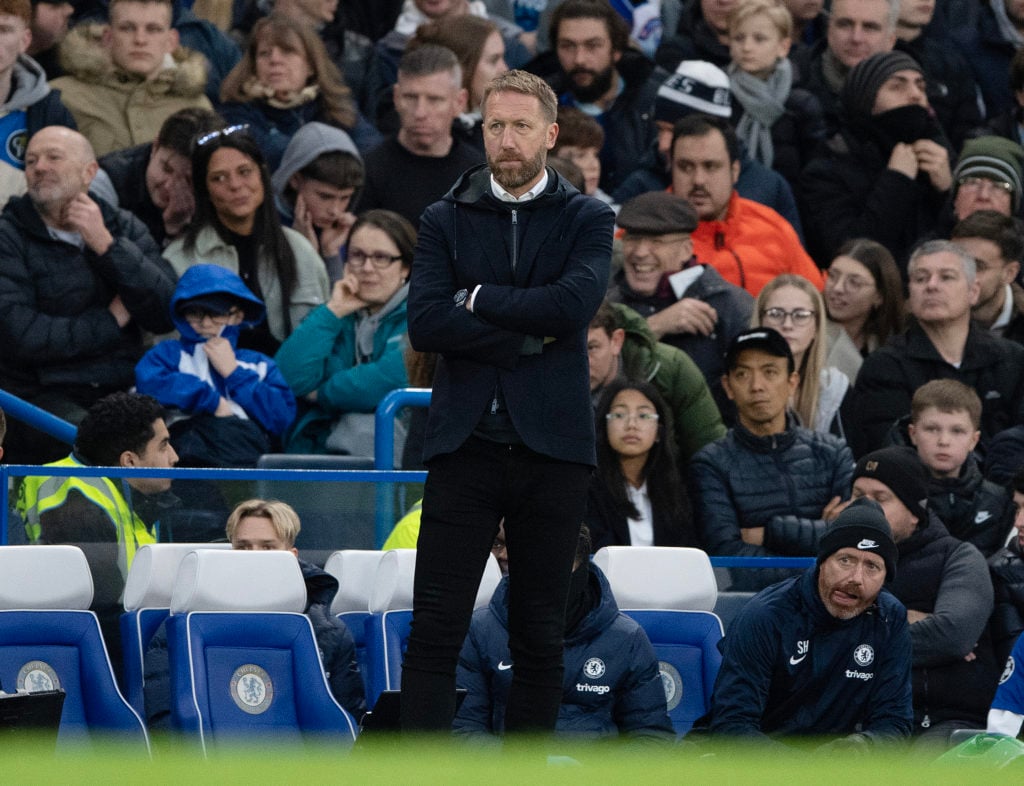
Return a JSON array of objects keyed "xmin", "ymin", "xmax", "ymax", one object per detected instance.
[
  {"xmin": 166, "ymin": 550, "xmax": 357, "ymax": 753},
  {"xmin": 594, "ymin": 546, "xmax": 724, "ymax": 736},
  {"xmin": 119, "ymin": 543, "xmax": 232, "ymax": 715},
  {"xmin": 0, "ymin": 546, "xmax": 149, "ymax": 750},
  {"xmin": 323, "ymin": 550, "xmax": 385, "ymax": 695}
]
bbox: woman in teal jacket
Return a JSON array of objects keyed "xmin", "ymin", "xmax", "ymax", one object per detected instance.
[{"xmin": 275, "ymin": 210, "xmax": 414, "ymax": 455}]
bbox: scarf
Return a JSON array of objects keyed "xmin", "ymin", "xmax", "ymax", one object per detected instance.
[
  {"xmin": 821, "ymin": 47, "xmax": 850, "ymax": 97},
  {"xmin": 242, "ymin": 76, "xmax": 319, "ymax": 110},
  {"xmin": 729, "ymin": 58, "xmax": 792, "ymax": 168},
  {"xmin": 354, "ymin": 281, "xmax": 409, "ymax": 362},
  {"xmin": 991, "ymin": 0, "xmax": 1024, "ymax": 46}
]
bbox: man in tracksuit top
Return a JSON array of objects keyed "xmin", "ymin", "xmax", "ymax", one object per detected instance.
[{"xmin": 702, "ymin": 498, "xmax": 913, "ymax": 747}]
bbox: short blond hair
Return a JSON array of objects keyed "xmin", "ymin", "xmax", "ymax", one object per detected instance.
[
  {"xmin": 728, "ymin": 0, "xmax": 793, "ymax": 39},
  {"xmin": 482, "ymin": 69, "xmax": 558, "ymax": 124},
  {"xmin": 225, "ymin": 499, "xmax": 301, "ymax": 548}
]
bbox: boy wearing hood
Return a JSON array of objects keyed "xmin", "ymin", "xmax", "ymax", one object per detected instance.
[{"xmin": 135, "ymin": 263, "xmax": 297, "ymax": 467}]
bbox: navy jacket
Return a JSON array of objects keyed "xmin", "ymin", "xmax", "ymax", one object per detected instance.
[
  {"xmin": 408, "ymin": 164, "xmax": 614, "ymax": 466},
  {"xmin": 454, "ymin": 565, "xmax": 674, "ymax": 741},
  {"xmin": 705, "ymin": 569, "xmax": 913, "ymax": 742}
]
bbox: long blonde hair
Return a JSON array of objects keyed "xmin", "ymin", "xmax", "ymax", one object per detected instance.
[{"xmin": 752, "ymin": 274, "xmax": 827, "ymax": 428}]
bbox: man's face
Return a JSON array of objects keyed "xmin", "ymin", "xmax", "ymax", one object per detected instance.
[
  {"xmin": 672, "ymin": 130, "xmax": 739, "ymax": 222},
  {"xmin": 899, "ymin": 0, "xmax": 935, "ymax": 28},
  {"xmin": 907, "ymin": 251, "xmax": 979, "ymax": 327},
  {"xmin": 953, "ymin": 176, "xmax": 1015, "ymax": 220},
  {"xmin": 483, "ymin": 90, "xmax": 557, "ymax": 195},
  {"xmin": 30, "ymin": 1, "xmax": 73, "ymax": 53},
  {"xmin": 817, "ymin": 547, "xmax": 886, "ymax": 620},
  {"xmin": 414, "ymin": 0, "xmax": 462, "ymax": 19},
  {"xmin": 908, "ymin": 407, "xmax": 980, "ymax": 479},
  {"xmin": 25, "ymin": 128, "xmax": 94, "ymax": 210},
  {"xmin": 721, "ymin": 348, "xmax": 798, "ymax": 436},
  {"xmin": 587, "ymin": 326, "xmax": 624, "ymax": 391},
  {"xmin": 851, "ymin": 476, "xmax": 919, "ymax": 542},
  {"xmin": 107, "ymin": 1, "xmax": 179, "ymax": 79},
  {"xmin": 555, "ymin": 16, "xmax": 620, "ymax": 103},
  {"xmin": 622, "ymin": 231, "xmax": 693, "ymax": 296},
  {"xmin": 145, "ymin": 144, "xmax": 191, "ymax": 209},
  {"xmin": 231, "ymin": 514, "xmax": 297, "ymax": 554},
  {"xmin": 871, "ymin": 69, "xmax": 928, "ymax": 114},
  {"xmin": 827, "ymin": 0, "xmax": 895, "ymax": 69},
  {"xmin": 394, "ymin": 69, "xmax": 466, "ymax": 156},
  {"xmin": 290, "ymin": 175, "xmax": 354, "ymax": 229},
  {"xmin": 1013, "ymin": 490, "xmax": 1024, "ymax": 551},
  {"xmin": 701, "ymin": 0, "xmax": 738, "ymax": 32},
  {"xmin": 0, "ymin": 14, "xmax": 31, "ymax": 77},
  {"xmin": 953, "ymin": 236, "xmax": 1020, "ymax": 316},
  {"xmin": 784, "ymin": 0, "xmax": 825, "ymax": 22},
  {"xmin": 124, "ymin": 418, "xmax": 178, "ymax": 495}
]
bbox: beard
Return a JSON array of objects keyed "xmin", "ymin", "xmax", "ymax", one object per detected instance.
[
  {"xmin": 819, "ymin": 580, "xmax": 873, "ymax": 620},
  {"xmin": 28, "ymin": 174, "xmax": 79, "ymax": 217},
  {"xmin": 488, "ymin": 146, "xmax": 547, "ymax": 193},
  {"xmin": 566, "ymin": 63, "xmax": 616, "ymax": 103}
]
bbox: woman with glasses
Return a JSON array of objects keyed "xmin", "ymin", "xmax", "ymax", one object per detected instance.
[
  {"xmin": 163, "ymin": 128, "xmax": 329, "ymax": 356},
  {"xmin": 218, "ymin": 15, "xmax": 382, "ymax": 171},
  {"xmin": 275, "ymin": 210, "xmax": 415, "ymax": 455},
  {"xmin": 823, "ymin": 238, "xmax": 905, "ymax": 382},
  {"xmin": 586, "ymin": 379, "xmax": 694, "ymax": 551},
  {"xmin": 752, "ymin": 274, "xmax": 849, "ymax": 438}
]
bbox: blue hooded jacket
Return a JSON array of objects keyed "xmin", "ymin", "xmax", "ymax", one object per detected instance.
[{"xmin": 135, "ymin": 264, "xmax": 297, "ymax": 436}]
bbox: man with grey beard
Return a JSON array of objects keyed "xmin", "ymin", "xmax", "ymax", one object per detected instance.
[{"xmin": 0, "ymin": 125, "xmax": 175, "ymax": 464}]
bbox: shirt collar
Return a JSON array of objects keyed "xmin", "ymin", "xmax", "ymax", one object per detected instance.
[{"xmin": 490, "ymin": 168, "xmax": 549, "ymax": 203}]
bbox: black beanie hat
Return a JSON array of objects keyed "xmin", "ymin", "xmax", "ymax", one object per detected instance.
[
  {"xmin": 818, "ymin": 497, "xmax": 898, "ymax": 580},
  {"xmin": 841, "ymin": 51, "xmax": 925, "ymax": 118},
  {"xmin": 853, "ymin": 446, "xmax": 929, "ymax": 526}
]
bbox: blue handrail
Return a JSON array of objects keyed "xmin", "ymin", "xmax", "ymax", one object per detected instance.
[
  {"xmin": 374, "ymin": 387, "xmax": 431, "ymax": 470},
  {"xmin": 0, "ymin": 388, "xmax": 77, "ymax": 445}
]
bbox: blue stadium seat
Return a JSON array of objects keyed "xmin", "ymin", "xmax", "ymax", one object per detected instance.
[
  {"xmin": 165, "ymin": 550, "xmax": 358, "ymax": 753},
  {"xmin": 120, "ymin": 543, "xmax": 231, "ymax": 716},
  {"xmin": 593, "ymin": 546, "xmax": 724, "ymax": 737},
  {"xmin": 323, "ymin": 549, "xmax": 385, "ymax": 696},
  {"xmin": 0, "ymin": 545, "xmax": 149, "ymax": 750}
]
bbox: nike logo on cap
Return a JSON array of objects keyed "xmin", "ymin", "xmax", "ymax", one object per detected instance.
[{"xmin": 857, "ymin": 539, "xmax": 878, "ymax": 549}]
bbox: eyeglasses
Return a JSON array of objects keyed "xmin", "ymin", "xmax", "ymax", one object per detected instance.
[
  {"xmin": 195, "ymin": 124, "xmax": 251, "ymax": 147},
  {"xmin": 605, "ymin": 411, "xmax": 660, "ymax": 426},
  {"xmin": 957, "ymin": 175, "xmax": 1014, "ymax": 194},
  {"xmin": 347, "ymin": 249, "xmax": 403, "ymax": 269},
  {"xmin": 762, "ymin": 307, "xmax": 816, "ymax": 327},
  {"xmin": 182, "ymin": 306, "xmax": 240, "ymax": 322}
]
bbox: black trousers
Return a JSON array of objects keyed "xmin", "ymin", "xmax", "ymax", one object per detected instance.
[{"xmin": 400, "ymin": 436, "xmax": 591, "ymax": 734}]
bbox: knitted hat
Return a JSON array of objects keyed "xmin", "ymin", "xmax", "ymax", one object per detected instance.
[
  {"xmin": 853, "ymin": 446, "xmax": 929, "ymax": 526},
  {"xmin": 655, "ymin": 60, "xmax": 733, "ymax": 123},
  {"xmin": 841, "ymin": 51, "xmax": 925, "ymax": 118},
  {"xmin": 817, "ymin": 497, "xmax": 898, "ymax": 580},
  {"xmin": 953, "ymin": 136, "xmax": 1024, "ymax": 212},
  {"xmin": 723, "ymin": 327, "xmax": 794, "ymax": 372},
  {"xmin": 617, "ymin": 191, "xmax": 698, "ymax": 235}
]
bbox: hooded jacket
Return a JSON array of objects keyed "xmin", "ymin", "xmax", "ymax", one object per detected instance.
[
  {"xmin": 271, "ymin": 122, "xmax": 363, "ymax": 224},
  {"xmin": 134, "ymin": 264, "xmax": 297, "ymax": 436},
  {"xmin": 51, "ymin": 22, "xmax": 213, "ymax": 157},
  {"xmin": 454, "ymin": 564, "xmax": 674, "ymax": 741}
]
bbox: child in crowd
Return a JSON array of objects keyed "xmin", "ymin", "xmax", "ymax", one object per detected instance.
[
  {"xmin": 553, "ymin": 106, "xmax": 615, "ymax": 207},
  {"xmin": 907, "ymin": 380, "xmax": 1015, "ymax": 557},
  {"xmin": 726, "ymin": 0, "xmax": 824, "ymax": 188},
  {"xmin": 272, "ymin": 122, "xmax": 366, "ymax": 283},
  {"xmin": 135, "ymin": 265, "xmax": 297, "ymax": 467}
]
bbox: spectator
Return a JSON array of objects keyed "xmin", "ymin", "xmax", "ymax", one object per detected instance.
[
  {"xmin": 752, "ymin": 273, "xmax": 850, "ymax": 438},
  {"xmin": 948, "ymin": 137, "xmax": 1024, "ymax": 226},
  {"xmin": 800, "ymin": 51, "xmax": 952, "ymax": 270},
  {"xmin": 656, "ymin": 0, "xmax": 735, "ymax": 71},
  {"xmin": 698, "ymin": 497, "xmax": 912, "ymax": 745},
  {"xmin": 988, "ymin": 469, "xmax": 1024, "ymax": 665},
  {"xmin": 163, "ymin": 127, "xmax": 329, "ymax": 356},
  {"xmin": 218, "ymin": 14, "xmax": 381, "ymax": 172},
  {"xmin": 271, "ymin": 122, "xmax": 365, "ymax": 282},
  {"xmin": 608, "ymin": 190, "xmax": 754, "ymax": 420},
  {"xmin": 586, "ymin": 379, "xmax": 695, "ymax": 550},
  {"xmin": 691, "ymin": 327, "xmax": 853, "ymax": 590},
  {"xmin": 849, "ymin": 240, "xmax": 1024, "ymax": 458},
  {"xmin": 0, "ymin": 125, "xmax": 176, "ymax": 465},
  {"xmin": 99, "ymin": 107, "xmax": 224, "ymax": 247},
  {"xmin": 51, "ymin": 0, "xmax": 213, "ymax": 157},
  {"xmin": 552, "ymin": 106, "xmax": 611, "ymax": 204},
  {"xmin": 851, "ymin": 446, "xmax": 999, "ymax": 743},
  {"xmin": 951, "ymin": 210, "xmax": 1024, "ymax": 346},
  {"xmin": 588, "ymin": 300, "xmax": 725, "ymax": 463},
  {"xmin": 951, "ymin": 0, "xmax": 1022, "ymax": 118},
  {"xmin": 784, "ymin": 0, "xmax": 825, "ymax": 48},
  {"xmin": 454, "ymin": 525, "xmax": 675, "ymax": 742},
  {"xmin": 143, "ymin": 498, "xmax": 366, "ymax": 728},
  {"xmin": 355, "ymin": 44, "xmax": 482, "ymax": 229},
  {"xmin": 671, "ymin": 113, "xmax": 822, "ymax": 295},
  {"xmin": 27, "ymin": 0, "xmax": 73, "ymax": 79},
  {"xmin": 725, "ymin": 0, "xmax": 826, "ymax": 189},
  {"xmin": 823, "ymin": 238, "xmax": 904, "ymax": 383},
  {"xmin": 985, "ymin": 46, "xmax": 1024, "ymax": 146},
  {"xmin": 0, "ymin": 0, "xmax": 75, "ymax": 209},
  {"xmin": 275, "ymin": 210, "xmax": 413, "ymax": 456},
  {"xmin": 135, "ymin": 264, "xmax": 297, "ymax": 467}
]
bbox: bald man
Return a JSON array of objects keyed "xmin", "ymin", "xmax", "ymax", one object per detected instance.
[{"xmin": 0, "ymin": 126, "xmax": 177, "ymax": 464}]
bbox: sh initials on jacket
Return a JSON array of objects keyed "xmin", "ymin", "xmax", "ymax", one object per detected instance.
[{"xmin": 789, "ymin": 640, "xmax": 809, "ymax": 666}]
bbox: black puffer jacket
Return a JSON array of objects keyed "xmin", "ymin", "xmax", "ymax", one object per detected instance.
[
  {"xmin": 989, "ymin": 539, "xmax": 1024, "ymax": 665},
  {"xmin": 927, "ymin": 456, "xmax": 1015, "ymax": 558}
]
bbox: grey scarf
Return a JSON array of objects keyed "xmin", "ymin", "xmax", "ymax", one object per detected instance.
[
  {"xmin": 729, "ymin": 58, "xmax": 792, "ymax": 169},
  {"xmin": 354, "ymin": 282, "xmax": 409, "ymax": 362}
]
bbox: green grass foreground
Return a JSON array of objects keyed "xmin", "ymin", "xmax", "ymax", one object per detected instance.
[{"xmin": 3, "ymin": 733, "xmax": 1024, "ymax": 785}]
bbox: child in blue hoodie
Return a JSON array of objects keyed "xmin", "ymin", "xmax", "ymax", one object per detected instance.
[{"xmin": 135, "ymin": 264, "xmax": 297, "ymax": 467}]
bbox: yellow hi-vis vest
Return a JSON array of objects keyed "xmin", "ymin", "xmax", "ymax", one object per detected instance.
[{"xmin": 16, "ymin": 455, "xmax": 157, "ymax": 580}]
